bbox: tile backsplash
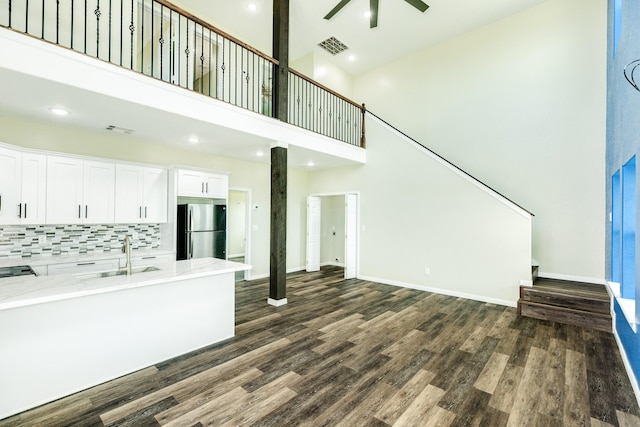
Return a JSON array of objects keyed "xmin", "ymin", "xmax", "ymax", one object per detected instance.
[{"xmin": 0, "ymin": 224, "xmax": 160, "ymax": 258}]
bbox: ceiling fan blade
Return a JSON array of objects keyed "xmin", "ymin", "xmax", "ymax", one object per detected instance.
[
  {"xmin": 370, "ymin": 0, "xmax": 379, "ymax": 28},
  {"xmin": 404, "ymin": 0, "xmax": 429, "ymax": 13},
  {"xmin": 324, "ymin": 0, "xmax": 353, "ymax": 20}
]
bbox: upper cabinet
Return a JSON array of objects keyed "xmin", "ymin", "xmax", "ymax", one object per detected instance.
[
  {"xmin": 0, "ymin": 147, "xmax": 47, "ymax": 225},
  {"xmin": 177, "ymin": 169, "xmax": 228, "ymax": 199},
  {"xmin": 46, "ymin": 156, "xmax": 115, "ymax": 225},
  {"xmin": 115, "ymin": 165, "xmax": 168, "ymax": 223}
]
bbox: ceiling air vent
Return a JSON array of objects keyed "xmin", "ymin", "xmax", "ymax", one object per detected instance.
[
  {"xmin": 106, "ymin": 125, "xmax": 134, "ymax": 135},
  {"xmin": 318, "ymin": 36, "xmax": 349, "ymax": 55}
]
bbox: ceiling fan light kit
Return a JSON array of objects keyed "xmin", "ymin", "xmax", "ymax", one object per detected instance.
[{"xmin": 324, "ymin": 0, "xmax": 429, "ymax": 28}]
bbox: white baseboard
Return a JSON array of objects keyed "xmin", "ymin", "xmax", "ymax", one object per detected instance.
[
  {"xmin": 611, "ymin": 306, "xmax": 640, "ymax": 408},
  {"xmin": 321, "ymin": 262, "xmax": 345, "ymax": 268},
  {"xmin": 538, "ymin": 272, "xmax": 606, "ymax": 285},
  {"xmin": 247, "ymin": 266, "xmax": 306, "ymax": 282},
  {"xmin": 228, "ymin": 253, "xmax": 245, "ymax": 259},
  {"xmin": 520, "ymin": 279, "xmax": 533, "ymax": 287},
  {"xmin": 267, "ymin": 298, "xmax": 288, "ymax": 307},
  {"xmin": 357, "ymin": 275, "xmax": 517, "ymax": 308}
]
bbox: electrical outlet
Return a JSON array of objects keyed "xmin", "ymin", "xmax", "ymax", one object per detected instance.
[
  {"xmin": 38, "ymin": 235, "xmax": 47, "ymax": 244},
  {"xmin": 424, "ymin": 267, "xmax": 431, "ymax": 275}
]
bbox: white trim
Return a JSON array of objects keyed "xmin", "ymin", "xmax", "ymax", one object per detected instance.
[
  {"xmin": 357, "ymin": 275, "xmax": 517, "ymax": 307},
  {"xmin": 267, "ymin": 298, "xmax": 288, "ymax": 307},
  {"xmin": 367, "ymin": 113, "xmax": 532, "ymax": 220},
  {"xmin": 227, "ymin": 253, "xmax": 245, "ymax": 259},
  {"xmin": 611, "ymin": 307, "xmax": 640, "ymax": 408},
  {"xmin": 270, "ymin": 142, "xmax": 289, "ymax": 149},
  {"xmin": 249, "ymin": 273, "xmax": 269, "ymax": 281},
  {"xmin": 321, "ymin": 262, "xmax": 345, "ymax": 268},
  {"xmin": 607, "ymin": 282, "xmax": 637, "ymax": 333},
  {"xmin": 247, "ymin": 266, "xmax": 305, "ymax": 282},
  {"xmin": 287, "ymin": 266, "xmax": 306, "ymax": 274},
  {"xmin": 228, "ymin": 188, "xmax": 252, "ymax": 282},
  {"xmin": 520, "ymin": 279, "xmax": 533, "ymax": 287},
  {"xmin": 538, "ymin": 272, "xmax": 607, "ymax": 285}
]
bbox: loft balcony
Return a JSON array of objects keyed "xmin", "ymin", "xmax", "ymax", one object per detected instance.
[{"xmin": 0, "ymin": 0, "xmax": 366, "ymax": 167}]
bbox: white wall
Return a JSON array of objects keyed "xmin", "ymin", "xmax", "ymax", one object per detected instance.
[
  {"xmin": 0, "ymin": 116, "xmax": 308, "ymax": 279},
  {"xmin": 353, "ymin": 0, "xmax": 606, "ymax": 281},
  {"xmin": 308, "ymin": 116, "xmax": 532, "ymax": 306},
  {"xmin": 227, "ymin": 191, "xmax": 246, "ymax": 257},
  {"xmin": 291, "ymin": 51, "xmax": 355, "ymax": 100},
  {"xmin": 320, "ymin": 196, "xmax": 345, "ymax": 265}
]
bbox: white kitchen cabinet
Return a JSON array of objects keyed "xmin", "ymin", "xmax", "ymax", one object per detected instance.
[
  {"xmin": 177, "ymin": 169, "xmax": 228, "ymax": 198},
  {"xmin": 130, "ymin": 253, "xmax": 174, "ymax": 267},
  {"xmin": 46, "ymin": 156, "xmax": 115, "ymax": 225},
  {"xmin": 115, "ymin": 165, "xmax": 168, "ymax": 223},
  {"xmin": 46, "ymin": 258, "xmax": 120, "ymax": 275},
  {"xmin": 0, "ymin": 147, "xmax": 47, "ymax": 225}
]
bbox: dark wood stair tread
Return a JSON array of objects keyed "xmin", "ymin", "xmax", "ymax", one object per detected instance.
[
  {"xmin": 518, "ymin": 300, "xmax": 612, "ymax": 333},
  {"xmin": 519, "ymin": 277, "xmax": 611, "ymax": 332}
]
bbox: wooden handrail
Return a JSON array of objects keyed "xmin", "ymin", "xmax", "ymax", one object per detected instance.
[
  {"xmin": 288, "ymin": 68, "xmax": 364, "ymax": 110},
  {"xmin": 155, "ymin": 0, "xmax": 279, "ymax": 66}
]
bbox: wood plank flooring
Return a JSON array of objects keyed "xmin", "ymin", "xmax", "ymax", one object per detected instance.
[{"xmin": 2, "ymin": 266, "xmax": 639, "ymax": 426}]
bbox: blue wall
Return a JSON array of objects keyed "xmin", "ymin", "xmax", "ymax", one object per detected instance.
[{"xmin": 606, "ymin": 0, "xmax": 640, "ymax": 386}]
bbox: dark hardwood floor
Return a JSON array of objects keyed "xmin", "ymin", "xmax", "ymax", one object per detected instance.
[{"xmin": 2, "ymin": 266, "xmax": 639, "ymax": 426}]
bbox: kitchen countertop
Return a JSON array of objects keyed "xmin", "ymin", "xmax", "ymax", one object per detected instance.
[
  {"xmin": 0, "ymin": 249, "xmax": 176, "ymax": 269},
  {"xmin": 0, "ymin": 257, "xmax": 250, "ymax": 311}
]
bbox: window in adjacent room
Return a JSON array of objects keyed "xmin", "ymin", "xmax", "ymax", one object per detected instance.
[{"xmin": 614, "ymin": 0, "xmax": 623, "ymax": 56}]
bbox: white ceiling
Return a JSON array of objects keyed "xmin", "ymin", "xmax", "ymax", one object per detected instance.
[{"xmin": 172, "ymin": 0, "xmax": 548, "ymax": 75}]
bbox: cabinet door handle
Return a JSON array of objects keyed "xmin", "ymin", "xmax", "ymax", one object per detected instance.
[
  {"xmin": 201, "ymin": 182, "xmax": 205, "ymax": 194},
  {"xmin": 17, "ymin": 203, "xmax": 21, "ymax": 218},
  {"xmin": 24, "ymin": 203, "xmax": 27, "ymax": 219},
  {"xmin": 77, "ymin": 262, "xmax": 96, "ymax": 266},
  {"xmin": 0, "ymin": 194, "xmax": 2, "ymax": 213},
  {"xmin": 145, "ymin": 206, "xmax": 148, "ymax": 219},
  {"xmin": 85, "ymin": 205, "xmax": 88, "ymax": 218},
  {"xmin": 78, "ymin": 205, "xmax": 81, "ymax": 219},
  {"xmin": 206, "ymin": 182, "xmax": 209, "ymax": 194},
  {"xmin": 139, "ymin": 206, "xmax": 142, "ymax": 219}
]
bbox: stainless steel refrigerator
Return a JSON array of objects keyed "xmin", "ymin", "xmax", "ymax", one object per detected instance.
[{"xmin": 177, "ymin": 202, "xmax": 226, "ymax": 260}]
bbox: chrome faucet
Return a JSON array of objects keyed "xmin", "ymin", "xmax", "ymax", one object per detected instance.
[{"xmin": 122, "ymin": 236, "xmax": 132, "ymax": 275}]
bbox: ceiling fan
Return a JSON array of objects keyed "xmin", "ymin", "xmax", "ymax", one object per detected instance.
[{"xmin": 324, "ymin": 0, "xmax": 429, "ymax": 29}]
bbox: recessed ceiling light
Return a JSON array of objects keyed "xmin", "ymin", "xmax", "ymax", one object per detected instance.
[
  {"xmin": 348, "ymin": 54, "xmax": 356, "ymax": 62},
  {"xmin": 49, "ymin": 107, "xmax": 69, "ymax": 116},
  {"xmin": 256, "ymin": 151, "xmax": 265, "ymax": 157},
  {"xmin": 307, "ymin": 161, "xmax": 315, "ymax": 167},
  {"xmin": 188, "ymin": 136, "xmax": 199, "ymax": 143},
  {"xmin": 364, "ymin": 10, "xmax": 372, "ymax": 18},
  {"xmin": 247, "ymin": 3, "xmax": 257, "ymax": 12}
]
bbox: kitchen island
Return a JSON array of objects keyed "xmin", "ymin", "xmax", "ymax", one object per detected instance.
[{"xmin": 0, "ymin": 257, "xmax": 250, "ymax": 420}]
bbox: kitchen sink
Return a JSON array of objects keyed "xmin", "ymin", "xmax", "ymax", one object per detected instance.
[{"xmin": 76, "ymin": 266, "xmax": 161, "ymax": 279}]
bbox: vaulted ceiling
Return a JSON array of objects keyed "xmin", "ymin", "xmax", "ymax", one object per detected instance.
[{"xmin": 171, "ymin": 0, "xmax": 548, "ymax": 75}]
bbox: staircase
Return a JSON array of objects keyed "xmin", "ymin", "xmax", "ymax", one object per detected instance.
[{"xmin": 518, "ymin": 275, "xmax": 612, "ymax": 333}]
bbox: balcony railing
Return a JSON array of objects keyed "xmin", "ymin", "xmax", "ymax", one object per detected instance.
[{"xmin": 0, "ymin": 0, "xmax": 365, "ymax": 147}]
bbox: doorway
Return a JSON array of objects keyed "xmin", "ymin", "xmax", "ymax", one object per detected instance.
[
  {"xmin": 228, "ymin": 189, "xmax": 252, "ymax": 281},
  {"xmin": 306, "ymin": 193, "xmax": 359, "ymax": 280}
]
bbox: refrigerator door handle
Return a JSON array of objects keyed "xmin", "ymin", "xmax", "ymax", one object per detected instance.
[
  {"xmin": 189, "ymin": 234, "xmax": 194, "ymax": 259},
  {"xmin": 188, "ymin": 206, "xmax": 194, "ymax": 233}
]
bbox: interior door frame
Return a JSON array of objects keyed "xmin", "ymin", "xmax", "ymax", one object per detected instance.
[
  {"xmin": 307, "ymin": 192, "xmax": 360, "ymax": 279},
  {"xmin": 229, "ymin": 187, "xmax": 252, "ymax": 281}
]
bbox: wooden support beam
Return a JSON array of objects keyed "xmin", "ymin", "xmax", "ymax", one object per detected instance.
[
  {"xmin": 272, "ymin": 0, "xmax": 289, "ymax": 122},
  {"xmin": 269, "ymin": 145, "xmax": 288, "ymax": 305}
]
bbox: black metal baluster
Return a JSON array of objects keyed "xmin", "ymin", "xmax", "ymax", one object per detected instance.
[
  {"xmin": 159, "ymin": 4, "xmax": 164, "ymax": 81},
  {"xmin": 215, "ymin": 31, "xmax": 219, "ymax": 98},
  {"xmin": 25, "ymin": 0, "xmax": 28, "ymax": 33},
  {"xmin": 96, "ymin": 0, "xmax": 101, "ymax": 57},
  {"xmin": 200, "ymin": 24, "xmax": 204, "ymax": 93},
  {"xmin": 129, "ymin": 0, "xmax": 134, "ymax": 69},
  {"xmin": 8, "ymin": 0, "xmax": 11, "ymax": 28},
  {"xmin": 108, "ymin": 0, "xmax": 112, "ymax": 62},
  {"xmin": 185, "ymin": 19, "xmax": 189, "ymax": 89},
  {"xmin": 119, "ymin": 0, "xmax": 122, "ymax": 65},
  {"xmin": 150, "ymin": 0, "xmax": 154, "ymax": 77},
  {"xmin": 169, "ymin": 9, "xmax": 173, "ymax": 83},
  {"xmin": 240, "ymin": 49, "xmax": 244, "ymax": 107},
  {"xmin": 56, "ymin": 0, "xmax": 60, "ymax": 44},
  {"xmin": 177, "ymin": 14, "xmax": 181, "ymax": 86},
  {"xmin": 140, "ymin": 0, "xmax": 144, "ymax": 73},
  {"xmin": 220, "ymin": 37, "xmax": 225, "ymax": 100},
  {"xmin": 234, "ymin": 43, "xmax": 238, "ymax": 106},
  {"xmin": 207, "ymin": 28, "xmax": 212, "ymax": 96},
  {"xmin": 70, "ymin": 0, "xmax": 73, "ymax": 49},
  {"xmin": 83, "ymin": 0, "xmax": 87, "ymax": 53},
  {"xmin": 41, "ymin": 0, "xmax": 45, "ymax": 38}
]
